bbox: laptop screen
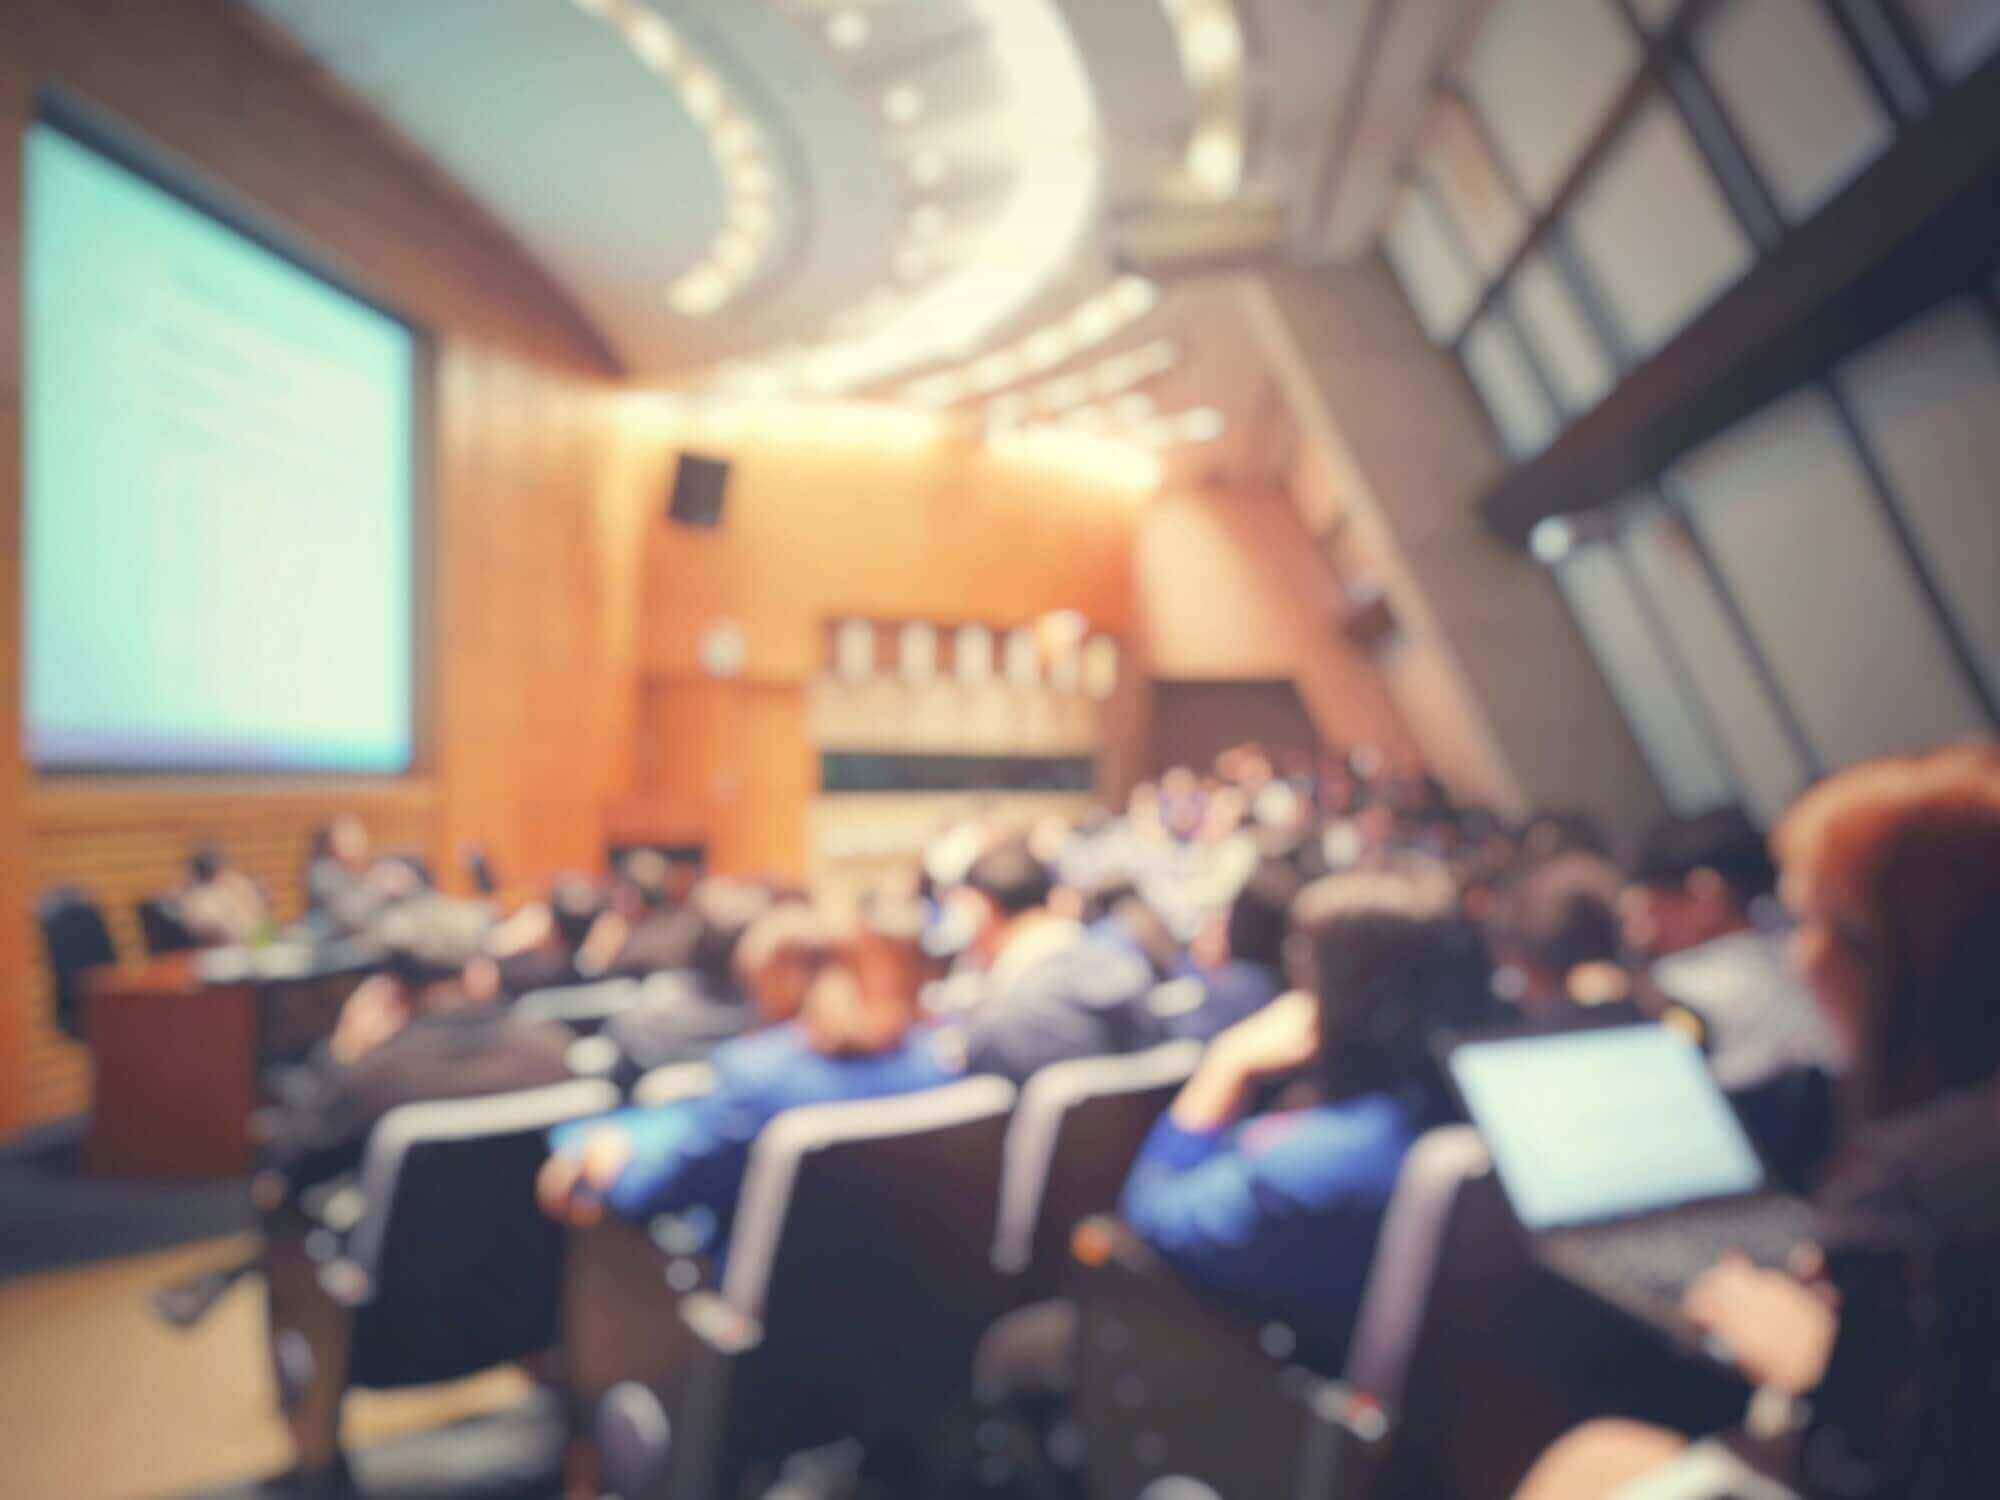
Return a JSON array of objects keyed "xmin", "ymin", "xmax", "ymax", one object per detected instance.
[{"xmin": 1448, "ymin": 1025, "xmax": 1767, "ymax": 1230}]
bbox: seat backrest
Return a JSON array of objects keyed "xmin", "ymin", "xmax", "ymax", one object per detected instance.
[
  {"xmin": 514, "ymin": 977, "xmax": 642, "ymax": 1033},
  {"xmin": 1342, "ymin": 1125, "xmax": 1491, "ymax": 1410},
  {"xmin": 718, "ymin": 1077, "xmax": 1017, "ymax": 1455},
  {"xmin": 994, "ymin": 1040, "xmax": 1202, "ymax": 1290},
  {"xmin": 136, "ymin": 896, "xmax": 201, "ymax": 956},
  {"xmin": 341, "ymin": 1079, "xmax": 618, "ymax": 1387},
  {"xmin": 37, "ymin": 887, "xmax": 117, "ymax": 1037}
]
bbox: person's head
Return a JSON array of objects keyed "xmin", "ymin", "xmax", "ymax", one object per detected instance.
[
  {"xmin": 733, "ymin": 902, "xmax": 834, "ymax": 1025},
  {"xmin": 687, "ymin": 878, "xmax": 775, "ymax": 992},
  {"xmin": 616, "ymin": 849, "xmax": 674, "ymax": 913},
  {"xmin": 378, "ymin": 913, "xmax": 489, "ymax": 1015},
  {"xmin": 1519, "ymin": 810, "xmax": 1610, "ymax": 863},
  {"xmin": 801, "ymin": 898, "xmax": 930, "ymax": 1058},
  {"xmin": 1218, "ymin": 858, "xmax": 1302, "ymax": 972},
  {"xmin": 1288, "ymin": 859, "xmax": 1495, "ymax": 1109},
  {"xmin": 327, "ymin": 814, "xmax": 370, "ymax": 868},
  {"xmin": 961, "ymin": 835, "xmax": 1054, "ymax": 938},
  {"xmin": 188, "ymin": 844, "xmax": 224, "ymax": 886},
  {"xmin": 1103, "ymin": 893, "xmax": 1181, "ymax": 978},
  {"xmin": 1774, "ymin": 744, "xmax": 2000, "ymax": 1120},
  {"xmin": 549, "ymin": 874, "xmax": 606, "ymax": 953},
  {"xmin": 1499, "ymin": 851, "xmax": 1627, "ymax": 1010},
  {"xmin": 1623, "ymin": 807, "xmax": 1775, "ymax": 958}
]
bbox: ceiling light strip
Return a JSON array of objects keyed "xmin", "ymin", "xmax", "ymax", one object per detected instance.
[{"xmin": 901, "ymin": 277, "xmax": 1161, "ymax": 407}]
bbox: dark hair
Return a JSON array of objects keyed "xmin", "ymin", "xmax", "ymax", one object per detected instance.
[
  {"xmin": 1506, "ymin": 851, "xmax": 1625, "ymax": 976},
  {"xmin": 963, "ymin": 836, "xmax": 1054, "ymax": 918},
  {"xmin": 549, "ymin": 874, "xmax": 607, "ymax": 952},
  {"xmin": 689, "ymin": 880, "xmax": 775, "ymax": 989},
  {"xmin": 188, "ymin": 844, "xmax": 223, "ymax": 885},
  {"xmin": 1226, "ymin": 859, "xmax": 1301, "ymax": 971},
  {"xmin": 1632, "ymin": 807, "xmax": 1776, "ymax": 910},
  {"xmin": 1105, "ymin": 894, "xmax": 1181, "ymax": 978},
  {"xmin": 1520, "ymin": 810, "xmax": 1610, "ymax": 860},
  {"xmin": 1291, "ymin": 859, "xmax": 1494, "ymax": 1111}
]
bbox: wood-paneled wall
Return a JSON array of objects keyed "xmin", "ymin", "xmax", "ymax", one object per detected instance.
[
  {"xmin": 0, "ymin": 0, "xmax": 632, "ymax": 1134},
  {"xmin": 610, "ymin": 406, "xmax": 1148, "ymax": 880}
]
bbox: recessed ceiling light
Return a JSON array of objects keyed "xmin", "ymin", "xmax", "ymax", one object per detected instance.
[
  {"xmin": 628, "ymin": 14, "xmax": 680, "ymax": 71},
  {"xmin": 882, "ymin": 85, "xmax": 925, "ymax": 126},
  {"xmin": 1111, "ymin": 276, "xmax": 1158, "ymax": 317},
  {"xmin": 826, "ymin": 9, "xmax": 870, "ymax": 50},
  {"xmin": 1074, "ymin": 302, "xmax": 1116, "ymax": 342},
  {"xmin": 1188, "ymin": 124, "xmax": 1243, "ymax": 196},
  {"xmin": 1114, "ymin": 393, "xmax": 1156, "ymax": 421},
  {"xmin": 1181, "ymin": 407, "xmax": 1225, "ymax": 442},
  {"xmin": 729, "ymin": 159, "xmax": 773, "ymax": 199},
  {"xmin": 909, "ymin": 204, "xmax": 948, "ymax": 239},
  {"xmin": 1024, "ymin": 329, "xmax": 1071, "ymax": 369},
  {"xmin": 1043, "ymin": 375, "xmax": 1089, "ymax": 409},
  {"xmin": 712, "ymin": 115, "xmax": 756, "ymax": 162},
  {"xmin": 732, "ymin": 199, "xmax": 775, "ymax": 238},
  {"xmin": 681, "ymin": 68, "xmax": 724, "ymax": 124},
  {"xmin": 671, "ymin": 266, "xmax": 732, "ymax": 316},
  {"xmin": 1183, "ymin": 13, "xmax": 1243, "ymax": 79},
  {"xmin": 712, "ymin": 230, "xmax": 758, "ymax": 274},
  {"xmin": 972, "ymin": 352, "xmax": 1020, "ymax": 390},
  {"xmin": 908, "ymin": 149, "xmax": 949, "ymax": 187}
]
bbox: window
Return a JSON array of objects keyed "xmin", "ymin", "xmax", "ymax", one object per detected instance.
[
  {"xmin": 1903, "ymin": 0, "xmax": 2000, "ymax": 78},
  {"xmin": 1555, "ymin": 540, "xmax": 1736, "ymax": 813},
  {"xmin": 1462, "ymin": 313, "xmax": 1559, "ymax": 456},
  {"xmin": 1510, "ymin": 251, "xmax": 1617, "ymax": 414},
  {"xmin": 1417, "ymin": 100, "xmax": 1529, "ymax": 276},
  {"xmin": 1839, "ymin": 302, "xmax": 2000, "ymax": 708},
  {"xmin": 1671, "ymin": 390, "xmax": 1988, "ymax": 769},
  {"xmin": 1621, "ymin": 503, "xmax": 1812, "ymax": 825},
  {"xmin": 1567, "ymin": 98, "xmax": 1755, "ymax": 357},
  {"xmin": 1460, "ymin": 0, "xmax": 1643, "ymax": 207},
  {"xmin": 1383, "ymin": 186, "xmax": 1479, "ymax": 342},
  {"xmin": 1696, "ymin": 0, "xmax": 1890, "ymax": 224}
]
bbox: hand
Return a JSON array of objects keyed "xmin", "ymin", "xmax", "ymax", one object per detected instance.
[
  {"xmin": 534, "ymin": 1126, "xmax": 633, "ymax": 1227},
  {"xmin": 328, "ymin": 976, "xmax": 408, "ymax": 1064},
  {"xmin": 1213, "ymin": 990, "xmax": 1322, "ymax": 1080},
  {"xmin": 1683, "ymin": 1252, "xmax": 1839, "ymax": 1394},
  {"xmin": 1171, "ymin": 991, "xmax": 1321, "ymax": 1133}
]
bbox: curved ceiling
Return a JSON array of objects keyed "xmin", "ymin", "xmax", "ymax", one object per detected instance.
[{"xmin": 245, "ymin": 0, "xmax": 1482, "ymax": 466}]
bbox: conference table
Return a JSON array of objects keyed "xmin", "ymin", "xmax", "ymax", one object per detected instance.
[{"xmin": 84, "ymin": 938, "xmax": 385, "ymax": 1179}]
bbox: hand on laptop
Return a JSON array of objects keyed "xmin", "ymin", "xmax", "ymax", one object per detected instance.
[{"xmin": 1683, "ymin": 1251, "xmax": 1838, "ymax": 1394}]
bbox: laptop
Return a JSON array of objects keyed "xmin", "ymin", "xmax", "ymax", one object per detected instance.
[{"xmin": 1445, "ymin": 1023, "xmax": 1817, "ymax": 1356}]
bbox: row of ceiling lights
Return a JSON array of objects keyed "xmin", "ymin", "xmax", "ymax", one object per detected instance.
[
  {"xmin": 901, "ymin": 276, "xmax": 1161, "ymax": 406},
  {"xmin": 1037, "ymin": 402, "xmax": 1227, "ymax": 447},
  {"xmin": 983, "ymin": 339, "xmax": 1181, "ymax": 428},
  {"xmin": 572, "ymin": 0, "xmax": 781, "ymax": 317},
  {"xmin": 1163, "ymin": 0, "xmax": 1250, "ymax": 199}
]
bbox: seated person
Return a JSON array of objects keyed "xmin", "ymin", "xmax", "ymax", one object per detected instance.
[
  {"xmin": 603, "ymin": 898, "xmax": 820, "ymax": 1074},
  {"xmin": 1512, "ymin": 745, "xmax": 2000, "ymax": 1500},
  {"xmin": 176, "ymin": 843, "xmax": 272, "ymax": 946},
  {"xmin": 302, "ymin": 814, "xmax": 426, "ymax": 938},
  {"xmin": 537, "ymin": 902, "xmax": 958, "ymax": 1246},
  {"xmin": 1120, "ymin": 859, "xmax": 1497, "ymax": 1368},
  {"xmin": 1492, "ymin": 850, "xmax": 1633, "ymax": 1021},
  {"xmin": 257, "ymin": 936, "xmax": 573, "ymax": 1205},
  {"xmin": 945, "ymin": 836, "xmax": 1164, "ymax": 1082},
  {"xmin": 1154, "ymin": 857, "xmax": 1301, "ymax": 1041}
]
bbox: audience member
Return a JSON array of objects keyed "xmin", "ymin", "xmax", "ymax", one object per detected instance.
[
  {"xmin": 176, "ymin": 844, "xmax": 272, "ymax": 946},
  {"xmin": 1120, "ymin": 858, "xmax": 1497, "ymax": 1367},
  {"xmin": 1152, "ymin": 857, "xmax": 1300, "ymax": 1041},
  {"xmin": 1494, "ymin": 850, "xmax": 1631, "ymax": 1018},
  {"xmin": 537, "ymin": 905, "xmax": 957, "ymax": 1246},
  {"xmin": 1514, "ymin": 745, "xmax": 2000, "ymax": 1500}
]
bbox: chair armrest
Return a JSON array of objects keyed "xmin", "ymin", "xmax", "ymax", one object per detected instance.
[{"xmin": 679, "ymin": 1291, "xmax": 764, "ymax": 1356}]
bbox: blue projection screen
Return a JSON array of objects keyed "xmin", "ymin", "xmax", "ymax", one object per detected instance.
[{"xmin": 24, "ymin": 118, "xmax": 416, "ymax": 773}]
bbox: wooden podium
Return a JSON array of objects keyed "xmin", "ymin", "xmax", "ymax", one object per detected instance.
[{"xmin": 85, "ymin": 955, "xmax": 257, "ymax": 1179}]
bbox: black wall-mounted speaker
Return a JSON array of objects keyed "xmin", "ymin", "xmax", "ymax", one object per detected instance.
[{"xmin": 668, "ymin": 452, "xmax": 731, "ymax": 528}]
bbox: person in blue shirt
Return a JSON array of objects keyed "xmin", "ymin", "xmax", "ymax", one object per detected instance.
[
  {"xmin": 536, "ymin": 903, "xmax": 958, "ymax": 1245},
  {"xmin": 1120, "ymin": 858, "xmax": 1498, "ymax": 1369}
]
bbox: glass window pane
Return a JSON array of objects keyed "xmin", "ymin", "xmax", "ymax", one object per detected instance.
[
  {"xmin": 1462, "ymin": 314, "xmax": 1559, "ymax": 457},
  {"xmin": 1697, "ymin": 0, "xmax": 1891, "ymax": 224},
  {"xmin": 1383, "ymin": 187, "xmax": 1479, "ymax": 342},
  {"xmin": 1510, "ymin": 252, "xmax": 1617, "ymax": 414},
  {"xmin": 1460, "ymin": 0, "xmax": 1643, "ymax": 206},
  {"xmin": 1568, "ymin": 98, "xmax": 1755, "ymax": 358},
  {"xmin": 1672, "ymin": 390, "xmax": 1988, "ymax": 769},
  {"xmin": 1556, "ymin": 541, "xmax": 1736, "ymax": 814},
  {"xmin": 1622, "ymin": 503, "xmax": 1812, "ymax": 825},
  {"xmin": 1904, "ymin": 0, "xmax": 2000, "ymax": 78},
  {"xmin": 1417, "ymin": 100, "xmax": 1529, "ymax": 277},
  {"xmin": 1839, "ymin": 302, "xmax": 2000, "ymax": 710}
]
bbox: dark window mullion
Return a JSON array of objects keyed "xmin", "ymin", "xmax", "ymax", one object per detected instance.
[
  {"xmin": 1827, "ymin": 0, "xmax": 1940, "ymax": 116},
  {"xmin": 1607, "ymin": 505, "xmax": 1754, "ymax": 810},
  {"xmin": 1657, "ymin": 41, "xmax": 1790, "ymax": 245},
  {"xmin": 1818, "ymin": 378, "xmax": 2000, "ymax": 726},
  {"xmin": 1653, "ymin": 475, "xmax": 1828, "ymax": 779}
]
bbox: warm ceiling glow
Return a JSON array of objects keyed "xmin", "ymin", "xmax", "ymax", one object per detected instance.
[
  {"xmin": 882, "ymin": 84, "xmax": 926, "ymax": 125},
  {"xmin": 901, "ymin": 278, "xmax": 1163, "ymax": 407},
  {"xmin": 571, "ymin": 0, "xmax": 782, "ymax": 318},
  {"xmin": 989, "ymin": 426, "xmax": 1164, "ymax": 494},
  {"xmin": 825, "ymin": 9, "xmax": 870, "ymax": 50},
  {"xmin": 978, "ymin": 338, "xmax": 1178, "ymax": 430},
  {"xmin": 907, "ymin": 148, "xmax": 949, "ymax": 187},
  {"xmin": 1161, "ymin": 0, "xmax": 1248, "ymax": 199}
]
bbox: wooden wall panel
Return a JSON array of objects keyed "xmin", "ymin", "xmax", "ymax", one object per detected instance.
[{"xmin": 0, "ymin": 0, "xmax": 631, "ymax": 1132}]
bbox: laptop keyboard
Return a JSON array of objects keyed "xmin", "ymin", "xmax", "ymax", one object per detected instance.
[{"xmin": 1554, "ymin": 1198, "xmax": 1815, "ymax": 1305}]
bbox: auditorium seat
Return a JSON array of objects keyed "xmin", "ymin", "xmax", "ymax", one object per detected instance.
[
  {"xmin": 569, "ymin": 1076, "xmax": 1016, "ymax": 1499},
  {"xmin": 36, "ymin": 886, "xmax": 117, "ymax": 1038},
  {"xmin": 513, "ymin": 977, "xmax": 643, "ymax": 1034},
  {"xmin": 263, "ymin": 1078, "xmax": 618, "ymax": 1476},
  {"xmin": 1069, "ymin": 1126, "xmax": 1494, "ymax": 1500}
]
